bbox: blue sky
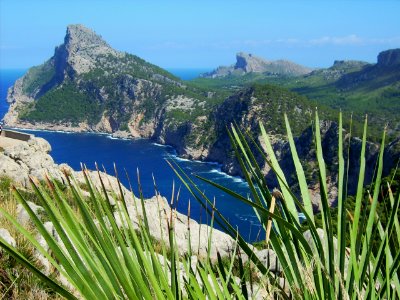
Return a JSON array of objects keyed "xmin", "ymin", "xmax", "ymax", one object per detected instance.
[{"xmin": 1, "ymin": 0, "xmax": 399, "ymax": 69}]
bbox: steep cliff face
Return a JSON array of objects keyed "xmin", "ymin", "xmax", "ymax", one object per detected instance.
[
  {"xmin": 377, "ymin": 49, "xmax": 400, "ymax": 66},
  {"xmin": 55, "ymin": 24, "xmax": 122, "ymax": 76},
  {"xmin": 201, "ymin": 52, "xmax": 312, "ymax": 78}
]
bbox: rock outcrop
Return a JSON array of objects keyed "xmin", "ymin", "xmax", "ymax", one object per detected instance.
[
  {"xmin": 3, "ymin": 24, "xmax": 202, "ymax": 143},
  {"xmin": 0, "ymin": 137, "xmax": 64, "ymax": 186},
  {"xmin": 0, "ymin": 228, "xmax": 16, "ymax": 248},
  {"xmin": 201, "ymin": 52, "xmax": 312, "ymax": 78},
  {"xmin": 56, "ymin": 24, "xmax": 122, "ymax": 76},
  {"xmin": 377, "ymin": 48, "xmax": 400, "ymax": 66},
  {"xmin": 307, "ymin": 60, "xmax": 369, "ymax": 81}
]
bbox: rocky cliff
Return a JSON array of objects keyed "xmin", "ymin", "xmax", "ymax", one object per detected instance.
[
  {"xmin": 201, "ymin": 52, "xmax": 312, "ymax": 78},
  {"xmin": 377, "ymin": 48, "xmax": 400, "ymax": 66}
]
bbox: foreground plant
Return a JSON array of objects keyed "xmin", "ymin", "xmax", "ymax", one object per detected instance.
[
  {"xmin": 170, "ymin": 111, "xmax": 400, "ymax": 299},
  {"xmin": 0, "ymin": 111, "xmax": 399, "ymax": 299},
  {"xmin": 0, "ymin": 167, "xmax": 272, "ymax": 299}
]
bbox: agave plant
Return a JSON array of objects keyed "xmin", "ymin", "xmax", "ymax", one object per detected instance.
[
  {"xmin": 170, "ymin": 111, "xmax": 400, "ymax": 299},
  {"xmin": 0, "ymin": 166, "xmax": 271, "ymax": 299}
]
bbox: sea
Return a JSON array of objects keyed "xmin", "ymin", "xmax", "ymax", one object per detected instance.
[{"xmin": 0, "ymin": 68, "xmax": 263, "ymax": 242}]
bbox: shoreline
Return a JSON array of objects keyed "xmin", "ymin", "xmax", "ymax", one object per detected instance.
[{"xmin": 4, "ymin": 124, "xmax": 248, "ymax": 186}]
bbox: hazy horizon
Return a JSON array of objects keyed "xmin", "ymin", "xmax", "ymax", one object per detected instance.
[{"xmin": 1, "ymin": 1, "xmax": 399, "ymax": 69}]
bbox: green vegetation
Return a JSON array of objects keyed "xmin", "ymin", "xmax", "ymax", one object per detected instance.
[
  {"xmin": 22, "ymin": 62, "xmax": 56, "ymax": 95},
  {"xmin": 0, "ymin": 173, "xmax": 270, "ymax": 299},
  {"xmin": 20, "ymin": 83, "xmax": 103, "ymax": 125},
  {"xmin": 252, "ymin": 84, "xmax": 316, "ymax": 135},
  {"xmin": 172, "ymin": 111, "xmax": 399, "ymax": 299},
  {"xmin": 190, "ymin": 64, "xmax": 400, "ymax": 141},
  {"xmin": 0, "ymin": 176, "xmax": 64, "ymax": 299},
  {"xmin": 311, "ymin": 167, "xmax": 400, "ymax": 249},
  {"xmin": 190, "ymin": 72, "xmax": 281, "ymax": 91}
]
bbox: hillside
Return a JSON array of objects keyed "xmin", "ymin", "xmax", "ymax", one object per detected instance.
[
  {"xmin": 290, "ymin": 49, "xmax": 400, "ymax": 131},
  {"xmin": 192, "ymin": 49, "xmax": 400, "ymax": 138}
]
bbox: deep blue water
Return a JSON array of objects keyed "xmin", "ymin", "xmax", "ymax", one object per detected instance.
[{"xmin": 0, "ymin": 69, "xmax": 262, "ymax": 242}]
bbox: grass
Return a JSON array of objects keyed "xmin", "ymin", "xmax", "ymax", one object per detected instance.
[
  {"xmin": 1, "ymin": 171, "xmax": 273, "ymax": 299},
  {"xmin": 0, "ymin": 176, "xmax": 63, "ymax": 299},
  {"xmin": 0, "ymin": 111, "xmax": 399, "ymax": 299}
]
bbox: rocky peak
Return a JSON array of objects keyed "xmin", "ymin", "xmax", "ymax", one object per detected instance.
[
  {"xmin": 377, "ymin": 48, "xmax": 400, "ymax": 66},
  {"xmin": 235, "ymin": 52, "xmax": 270, "ymax": 73},
  {"xmin": 202, "ymin": 52, "xmax": 312, "ymax": 78},
  {"xmin": 64, "ymin": 24, "xmax": 110, "ymax": 51},
  {"xmin": 55, "ymin": 24, "xmax": 122, "ymax": 75}
]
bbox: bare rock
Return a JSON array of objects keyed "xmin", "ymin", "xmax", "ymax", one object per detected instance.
[
  {"xmin": 2, "ymin": 136, "xmax": 64, "ymax": 186},
  {"xmin": 60, "ymin": 24, "xmax": 123, "ymax": 75},
  {"xmin": 0, "ymin": 154, "xmax": 30, "ymax": 185},
  {"xmin": 113, "ymin": 195, "xmax": 237, "ymax": 260},
  {"xmin": 202, "ymin": 52, "xmax": 312, "ymax": 78},
  {"xmin": 34, "ymin": 222, "xmax": 57, "ymax": 275},
  {"xmin": 16, "ymin": 201, "xmax": 44, "ymax": 226},
  {"xmin": 0, "ymin": 228, "xmax": 16, "ymax": 247},
  {"xmin": 253, "ymin": 248, "xmax": 281, "ymax": 273}
]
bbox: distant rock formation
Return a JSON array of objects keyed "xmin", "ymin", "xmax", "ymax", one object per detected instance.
[
  {"xmin": 377, "ymin": 48, "xmax": 400, "ymax": 66},
  {"xmin": 305, "ymin": 59, "xmax": 369, "ymax": 81},
  {"xmin": 235, "ymin": 52, "xmax": 271, "ymax": 73},
  {"xmin": 331, "ymin": 60, "xmax": 369, "ymax": 70},
  {"xmin": 201, "ymin": 52, "xmax": 312, "ymax": 78}
]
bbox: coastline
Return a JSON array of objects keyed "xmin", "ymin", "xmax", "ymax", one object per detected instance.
[{"xmin": 4, "ymin": 122, "xmax": 248, "ymax": 186}]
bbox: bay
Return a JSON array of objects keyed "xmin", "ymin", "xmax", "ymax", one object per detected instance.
[{"xmin": 0, "ymin": 69, "xmax": 262, "ymax": 242}]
